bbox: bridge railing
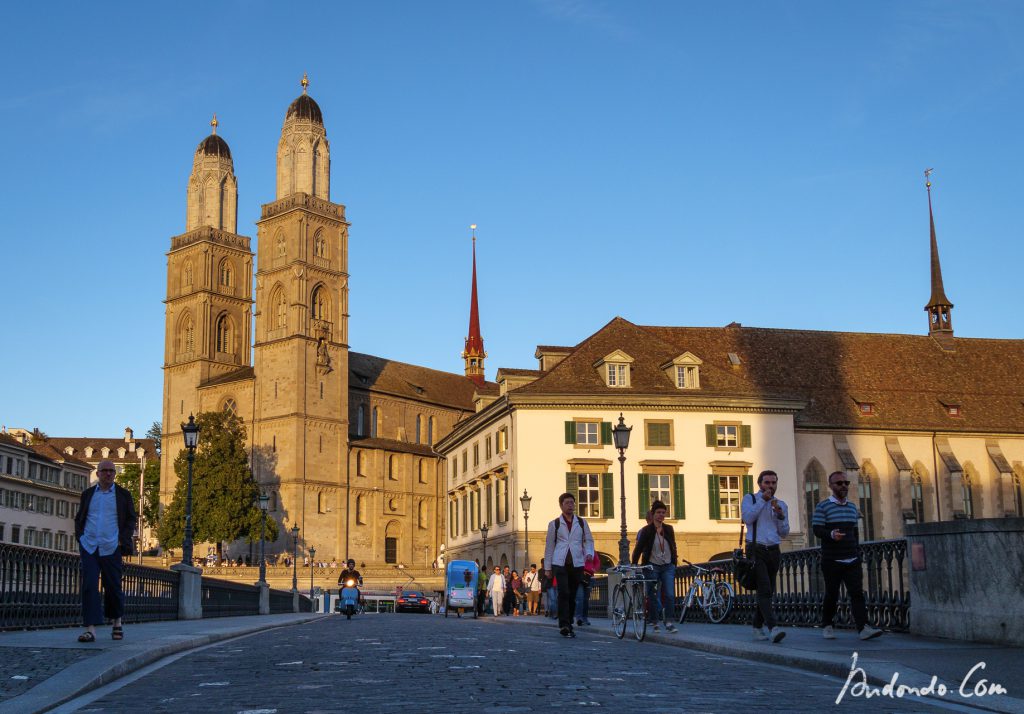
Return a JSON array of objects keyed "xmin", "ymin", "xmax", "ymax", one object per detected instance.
[{"xmin": 674, "ymin": 538, "xmax": 909, "ymax": 631}]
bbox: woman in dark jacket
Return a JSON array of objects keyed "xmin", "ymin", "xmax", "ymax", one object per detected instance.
[{"xmin": 630, "ymin": 500, "xmax": 679, "ymax": 633}]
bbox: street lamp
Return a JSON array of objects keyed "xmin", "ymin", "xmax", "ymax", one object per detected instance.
[
  {"xmin": 258, "ymin": 492, "xmax": 269, "ymax": 584},
  {"xmin": 611, "ymin": 413, "xmax": 633, "ymax": 565},
  {"xmin": 519, "ymin": 489, "xmax": 532, "ymax": 570},
  {"xmin": 309, "ymin": 546, "xmax": 317, "ymax": 603},
  {"xmin": 480, "ymin": 522, "xmax": 489, "ymax": 571},
  {"xmin": 290, "ymin": 524, "xmax": 300, "ymax": 592},
  {"xmin": 180, "ymin": 414, "xmax": 200, "ymax": 566}
]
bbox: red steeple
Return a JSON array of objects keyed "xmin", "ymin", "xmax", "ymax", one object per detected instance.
[
  {"xmin": 923, "ymin": 169, "xmax": 954, "ymax": 337},
  {"xmin": 462, "ymin": 225, "xmax": 486, "ymax": 386}
]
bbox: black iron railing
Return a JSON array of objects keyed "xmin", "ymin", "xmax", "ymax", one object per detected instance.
[
  {"xmin": 201, "ymin": 577, "xmax": 261, "ymax": 618},
  {"xmin": 123, "ymin": 562, "xmax": 179, "ymax": 623},
  {"xmin": 675, "ymin": 539, "xmax": 909, "ymax": 631},
  {"xmin": 269, "ymin": 588, "xmax": 294, "ymax": 614}
]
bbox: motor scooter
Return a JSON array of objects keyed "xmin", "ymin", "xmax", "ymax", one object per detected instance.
[{"xmin": 339, "ymin": 578, "xmax": 360, "ymax": 619}]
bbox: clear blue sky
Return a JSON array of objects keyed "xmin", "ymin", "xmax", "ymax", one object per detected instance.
[{"xmin": 2, "ymin": 1, "xmax": 1022, "ymax": 438}]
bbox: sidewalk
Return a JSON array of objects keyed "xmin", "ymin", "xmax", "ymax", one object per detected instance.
[
  {"xmin": 485, "ymin": 614, "xmax": 1024, "ymax": 714},
  {"xmin": 0, "ymin": 613, "xmax": 326, "ymax": 714}
]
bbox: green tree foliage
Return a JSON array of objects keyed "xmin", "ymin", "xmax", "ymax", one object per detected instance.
[
  {"xmin": 118, "ymin": 460, "xmax": 161, "ymax": 528},
  {"xmin": 156, "ymin": 411, "xmax": 278, "ymax": 556},
  {"xmin": 146, "ymin": 421, "xmax": 162, "ymax": 455}
]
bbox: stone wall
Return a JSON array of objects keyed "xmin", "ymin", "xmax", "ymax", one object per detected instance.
[{"xmin": 905, "ymin": 517, "xmax": 1024, "ymax": 645}]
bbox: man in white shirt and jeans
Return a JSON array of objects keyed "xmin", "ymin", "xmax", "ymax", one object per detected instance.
[{"xmin": 543, "ymin": 493, "xmax": 594, "ymax": 638}]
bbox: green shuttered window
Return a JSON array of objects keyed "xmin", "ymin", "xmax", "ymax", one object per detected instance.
[
  {"xmin": 601, "ymin": 473, "xmax": 614, "ymax": 518},
  {"xmin": 707, "ymin": 474, "xmax": 720, "ymax": 519},
  {"xmin": 672, "ymin": 473, "xmax": 686, "ymax": 519},
  {"xmin": 637, "ymin": 473, "xmax": 650, "ymax": 518}
]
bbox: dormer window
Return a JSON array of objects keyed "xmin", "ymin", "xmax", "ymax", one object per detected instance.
[
  {"xmin": 663, "ymin": 352, "xmax": 702, "ymax": 390},
  {"xmin": 858, "ymin": 402, "xmax": 875, "ymax": 416},
  {"xmin": 947, "ymin": 404, "xmax": 962, "ymax": 417},
  {"xmin": 677, "ymin": 366, "xmax": 699, "ymax": 389},
  {"xmin": 595, "ymin": 350, "xmax": 634, "ymax": 388}
]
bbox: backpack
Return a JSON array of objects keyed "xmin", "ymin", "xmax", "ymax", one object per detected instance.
[{"xmin": 553, "ymin": 515, "xmax": 592, "ymax": 564}]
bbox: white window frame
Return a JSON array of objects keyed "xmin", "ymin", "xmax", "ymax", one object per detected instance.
[
  {"xmin": 676, "ymin": 365, "xmax": 699, "ymax": 389},
  {"xmin": 607, "ymin": 363, "xmax": 629, "ymax": 387},
  {"xmin": 718, "ymin": 475, "xmax": 740, "ymax": 519},
  {"xmin": 576, "ymin": 473, "xmax": 601, "ymax": 518},
  {"xmin": 716, "ymin": 424, "xmax": 738, "ymax": 449},
  {"xmin": 649, "ymin": 473, "xmax": 672, "ymax": 512},
  {"xmin": 575, "ymin": 421, "xmax": 599, "ymax": 446}
]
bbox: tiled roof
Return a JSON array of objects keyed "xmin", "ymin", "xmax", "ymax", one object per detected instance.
[
  {"xmin": 29, "ymin": 442, "xmax": 93, "ymax": 470},
  {"xmin": 349, "ymin": 352, "xmax": 491, "ymax": 411},
  {"xmin": 512, "ymin": 317, "xmax": 1024, "ymax": 433},
  {"xmin": 497, "ymin": 368, "xmax": 544, "ymax": 378},
  {"xmin": 45, "ymin": 437, "xmax": 158, "ymax": 463},
  {"xmin": 0, "ymin": 433, "xmax": 31, "ymax": 451},
  {"xmin": 348, "ymin": 436, "xmax": 439, "ymax": 457},
  {"xmin": 200, "ymin": 366, "xmax": 255, "ymax": 388}
]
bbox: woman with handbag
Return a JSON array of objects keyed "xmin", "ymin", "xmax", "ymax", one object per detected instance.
[{"xmin": 741, "ymin": 469, "xmax": 790, "ymax": 644}]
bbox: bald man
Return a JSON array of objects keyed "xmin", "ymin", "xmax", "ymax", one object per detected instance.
[{"xmin": 73, "ymin": 460, "xmax": 137, "ymax": 642}]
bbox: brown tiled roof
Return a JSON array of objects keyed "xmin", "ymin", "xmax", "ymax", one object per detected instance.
[
  {"xmin": 349, "ymin": 352, "xmax": 492, "ymax": 411},
  {"xmin": 475, "ymin": 384, "xmax": 500, "ymax": 397},
  {"xmin": 45, "ymin": 437, "xmax": 158, "ymax": 463},
  {"xmin": 348, "ymin": 436, "xmax": 439, "ymax": 457},
  {"xmin": 0, "ymin": 433, "xmax": 31, "ymax": 450},
  {"xmin": 512, "ymin": 317, "xmax": 1024, "ymax": 433},
  {"xmin": 497, "ymin": 368, "xmax": 544, "ymax": 378},
  {"xmin": 29, "ymin": 442, "xmax": 93, "ymax": 469},
  {"xmin": 534, "ymin": 345, "xmax": 575, "ymax": 357},
  {"xmin": 200, "ymin": 366, "xmax": 255, "ymax": 388}
]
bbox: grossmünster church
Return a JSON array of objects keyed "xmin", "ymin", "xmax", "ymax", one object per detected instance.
[{"xmin": 160, "ymin": 76, "xmax": 490, "ymax": 567}]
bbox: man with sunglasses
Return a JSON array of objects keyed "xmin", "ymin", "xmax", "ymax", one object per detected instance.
[{"xmin": 812, "ymin": 471, "xmax": 882, "ymax": 641}]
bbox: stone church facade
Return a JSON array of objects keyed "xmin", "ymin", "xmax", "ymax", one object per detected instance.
[{"xmin": 160, "ymin": 78, "xmax": 486, "ymax": 566}]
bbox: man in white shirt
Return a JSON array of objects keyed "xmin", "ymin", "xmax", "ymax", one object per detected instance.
[
  {"xmin": 525, "ymin": 564, "xmax": 542, "ymax": 615},
  {"xmin": 543, "ymin": 493, "xmax": 594, "ymax": 638}
]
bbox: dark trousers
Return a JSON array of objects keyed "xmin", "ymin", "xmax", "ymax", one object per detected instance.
[
  {"xmin": 821, "ymin": 558, "xmax": 868, "ymax": 630},
  {"xmin": 747, "ymin": 543, "xmax": 780, "ymax": 630},
  {"xmin": 80, "ymin": 545, "xmax": 124, "ymax": 626},
  {"xmin": 553, "ymin": 560, "xmax": 583, "ymax": 630}
]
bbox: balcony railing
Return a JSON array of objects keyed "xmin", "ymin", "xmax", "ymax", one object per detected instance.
[{"xmin": 674, "ymin": 538, "xmax": 909, "ymax": 631}]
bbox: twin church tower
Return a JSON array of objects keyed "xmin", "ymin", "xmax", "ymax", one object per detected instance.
[{"xmin": 161, "ymin": 77, "xmax": 485, "ymax": 564}]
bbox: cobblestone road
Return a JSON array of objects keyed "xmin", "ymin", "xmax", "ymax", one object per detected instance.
[
  {"xmin": 0, "ymin": 647, "xmax": 99, "ymax": 702},
  {"xmin": 77, "ymin": 615, "xmax": 962, "ymax": 713}
]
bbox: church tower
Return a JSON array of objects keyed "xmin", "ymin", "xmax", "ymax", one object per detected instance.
[
  {"xmin": 160, "ymin": 117, "xmax": 254, "ymax": 505},
  {"xmin": 923, "ymin": 170, "xmax": 954, "ymax": 341},
  {"xmin": 462, "ymin": 226, "xmax": 486, "ymax": 386},
  {"xmin": 252, "ymin": 75, "xmax": 350, "ymax": 548}
]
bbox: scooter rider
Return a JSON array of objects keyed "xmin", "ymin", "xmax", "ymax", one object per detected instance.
[{"xmin": 338, "ymin": 559, "xmax": 363, "ymax": 587}]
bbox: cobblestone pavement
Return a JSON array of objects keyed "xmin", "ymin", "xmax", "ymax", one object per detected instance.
[
  {"xmin": 76, "ymin": 615, "xmax": 967, "ymax": 714},
  {"xmin": 0, "ymin": 647, "xmax": 99, "ymax": 702}
]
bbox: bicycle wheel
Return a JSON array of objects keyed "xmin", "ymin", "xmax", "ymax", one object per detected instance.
[
  {"xmin": 611, "ymin": 583, "xmax": 628, "ymax": 639},
  {"xmin": 706, "ymin": 581, "xmax": 734, "ymax": 623},
  {"xmin": 677, "ymin": 587, "xmax": 693, "ymax": 624},
  {"xmin": 631, "ymin": 585, "xmax": 647, "ymax": 641}
]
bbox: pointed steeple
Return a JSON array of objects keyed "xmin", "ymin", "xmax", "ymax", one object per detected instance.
[
  {"xmin": 923, "ymin": 169, "xmax": 954, "ymax": 337},
  {"xmin": 462, "ymin": 225, "xmax": 486, "ymax": 386}
]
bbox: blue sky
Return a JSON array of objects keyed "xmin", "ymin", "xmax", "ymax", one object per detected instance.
[{"xmin": 2, "ymin": 1, "xmax": 1022, "ymax": 438}]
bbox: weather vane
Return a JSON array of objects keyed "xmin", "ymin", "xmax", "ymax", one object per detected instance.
[
  {"xmin": 301, "ymin": 72, "xmax": 309, "ymax": 94},
  {"xmin": 211, "ymin": 114, "xmax": 218, "ymax": 135},
  {"xmin": 924, "ymin": 167, "xmax": 934, "ymax": 188},
  {"xmin": 470, "ymin": 224, "xmax": 477, "ymax": 242}
]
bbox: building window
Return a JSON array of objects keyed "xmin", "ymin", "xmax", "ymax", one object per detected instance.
[
  {"xmin": 356, "ymin": 495, "xmax": 367, "ymax": 524},
  {"xmin": 858, "ymin": 402, "xmax": 875, "ymax": 415},
  {"xmin": 717, "ymin": 475, "xmax": 742, "ymax": 519},
  {"xmin": 418, "ymin": 501, "xmax": 428, "ymax": 529},
  {"xmin": 716, "ymin": 425, "xmax": 737, "ymax": 449},
  {"xmin": 219, "ymin": 259, "xmax": 232, "ymax": 287},
  {"xmin": 575, "ymin": 421, "xmax": 598, "ymax": 446},
  {"xmin": 183, "ymin": 260, "xmax": 193, "ymax": 289},
  {"xmin": 461, "ymin": 450, "xmax": 468, "ymax": 473},
  {"xmin": 313, "ymin": 230, "xmax": 327, "ymax": 258},
  {"xmin": 606, "ymin": 363, "xmax": 629, "ymax": 387},
  {"xmin": 356, "ymin": 405, "xmax": 365, "ymax": 436},
  {"xmin": 706, "ymin": 423, "xmax": 751, "ymax": 450},
  {"xmin": 310, "ymin": 286, "xmax": 330, "ymax": 322},
  {"xmin": 496, "ymin": 478, "xmax": 508, "ymax": 523},
  {"xmin": 804, "ymin": 460, "xmax": 824, "ymax": 545},
  {"xmin": 473, "ymin": 443, "xmax": 479, "ymax": 467},
  {"xmin": 576, "ymin": 473, "xmax": 601, "ymax": 518},
  {"xmin": 371, "ymin": 407, "xmax": 379, "ymax": 438},
  {"xmin": 450, "ymin": 457, "xmax": 458, "ymax": 480},
  {"xmin": 215, "ymin": 315, "xmax": 231, "ymax": 353},
  {"xmin": 223, "ymin": 398, "xmax": 237, "ymax": 415},
  {"xmin": 911, "ymin": 472, "xmax": 925, "ymax": 524},
  {"xmin": 11, "ymin": 525, "xmax": 19, "ymax": 544},
  {"xmin": 428, "ymin": 417, "xmax": 435, "ymax": 446},
  {"xmin": 497, "ymin": 427, "xmax": 508, "ymax": 453},
  {"xmin": 649, "ymin": 474, "xmax": 672, "ymax": 513},
  {"xmin": 385, "ymin": 537, "xmax": 397, "ymax": 564},
  {"xmin": 356, "ymin": 451, "xmax": 366, "ymax": 477},
  {"xmin": 448, "ymin": 501, "xmax": 456, "ymax": 537},
  {"xmin": 418, "ymin": 460, "xmax": 428, "ymax": 484},
  {"xmin": 962, "ymin": 473, "xmax": 975, "ymax": 519},
  {"xmin": 415, "ymin": 415, "xmax": 422, "ymax": 444},
  {"xmin": 485, "ymin": 483, "xmax": 492, "ymax": 526},
  {"xmin": 947, "ymin": 405, "xmax": 962, "ymax": 417},
  {"xmin": 272, "ymin": 287, "xmax": 287, "ymax": 329},
  {"xmin": 858, "ymin": 475, "xmax": 875, "ymax": 541},
  {"xmin": 179, "ymin": 315, "xmax": 195, "ymax": 355},
  {"xmin": 676, "ymin": 365, "xmax": 699, "ymax": 389},
  {"xmin": 645, "ymin": 421, "xmax": 673, "ymax": 448},
  {"xmin": 461, "ymin": 493, "xmax": 468, "ymax": 533},
  {"xmin": 388, "ymin": 455, "xmax": 398, "ymax": 481}
]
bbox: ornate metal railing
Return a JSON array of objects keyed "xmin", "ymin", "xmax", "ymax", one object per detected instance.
[
  {"xmin": 269, "ymin": 588, "xmax": 295, "ymax": 614},
  {"xmin": 122, "ymin": 562, "xmax": 179, "ymax": 623},
  {"xmin": 675, "ymin": 539, "xmax": 909, "ymax": 631},
  {"xmin": 201, "ymin": 577, "xmax": 261, "ymax": 618},
  {"xmin": 589, "ymin": 575, "xmax": 609, "ymax": 613}
]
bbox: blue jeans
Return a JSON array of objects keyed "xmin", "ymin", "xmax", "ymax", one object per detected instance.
[
  {"xmin": 545, "ymin": 588, "xmax": 557, "ymax": 618},
  {"xmin": 80, "ymin": 545, "xmax": 124, "ymax": 626},
  {"xmin": 646, "ymin": 563, "xmax": 676, "ymax": 623},
  {"xmin": 575, "ymin": 581, "xmax": 592, "ymax": 622}
]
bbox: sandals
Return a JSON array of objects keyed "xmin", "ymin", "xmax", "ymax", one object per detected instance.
[
  {"xmin": 77, "ymin": 631, "xmax": 96, "ymax": 643},
  {"xmin": 111, "ymin": 626, "xmax": 124, "ymax": 640}
]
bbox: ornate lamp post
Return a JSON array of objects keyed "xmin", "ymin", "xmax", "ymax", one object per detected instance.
[
  {"xmin": 180, "ymin": 415, "xmax": 200, "ymax": 566},
  {"xmin": 290, "ymin": 524, "xmax": 300, "ymax": 593},
  {"xmin": 258, "ymin": 493, "xmax": 269, "ymax": 584},
  {"xmin": 611, "ymin": 414, "xmax": 633, "ymax": 565},
  {"xmin": 480, "ymin": 522, "xmax": 489, "ymax": 570},
  {"xmin": 519, "ymin": 489, "xmax": 532, "ymax": 569},
  {"xmin": 309, "ymin": 546, "xmax": 317, "ymax": 603}
]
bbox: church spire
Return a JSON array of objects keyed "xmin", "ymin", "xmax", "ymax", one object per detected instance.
[
  {"xmin": 462, "ymin": 225, "xmax": 486, "ymax": 386},
  {"xmin": 923, "ymin": 169, "xmax": 954, "ymax": 337}
]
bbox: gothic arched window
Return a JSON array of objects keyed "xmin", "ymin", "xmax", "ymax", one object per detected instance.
[
  {"xmin": 911, "ymin": 467, "xmax": 926, "ymax": 524},
  {"xmin": 223, "ymin": 398, "xmax": 237, "ymax": 415},
  {"xmin": 219, "ymin": 259, "xmax": 232, "ymax": 287},
  {"xmin": 271, "ymin": 286, "xmax": 287, "ymax": 329},
  {"xmin": 804, "ymin": 459, "xmax": 824, "ymax": 547},
  {"xmin": 962, "ymin": 471, "xmax": 975, "ymax": 519},
  {"xmin": 179, "ymin": 314, "xmax": 195, "ymax": 356},
  {"xmin": 310, "ymin": 285, "xmax": 330, "ymax": 322},
  {"xmin": 215, "ymin": 314, "xmax": 232, "ymax": 353},
  {"xmin": 428, "ymin": 416, "xmax": 435, "ymax": 446},
  {"xmin": 182, "ymin": 261, "xmax": 193, "ymax": 290},
  {"xmin": 418, "ymin": 501, "xmax": 428, "ymax": 529},
  {"xmin": 415, "ymin": 415, "xmax": 422, "ymax": 444},
  {"xmin": 356, "ymin": 494, "xmax": 366, "ymax": 524},
  {"xmin": 276, "ymin": 234, "xmax": 286, "ymax": 258},
  {"xmin": 313, "ymin": 229, "xmax": 327, "ymax": 258},
  {"xmin": 858, "ymin": 468, "xmax": 875, "ymax": 541},
  {"xmin": 371, "ymin": 407, "xmax": 379, "ymax": 438},
  {"xmin": 388, "ymin": 455, "xmax": 398, "ymax": 481}
]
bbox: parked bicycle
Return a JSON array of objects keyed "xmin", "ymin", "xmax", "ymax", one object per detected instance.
[
  {"xmin": 677, "ymin": 559, "xmax": 733, "ymax": 624},
  {"xmin": 609, "ymin": 564, "xmax": 655, "ymax": 641}
]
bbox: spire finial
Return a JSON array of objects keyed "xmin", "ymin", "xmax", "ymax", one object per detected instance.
[
  {"xmin": 470, "ymin": 223, "xmax": 477, "ymax": 243},
  {"xmin": 301, "ymin": 72, "xmax": 309, "ymax": 94},
  {"xmin": 463, "ymin": 224, "xmax": 486, "ymax": 386},
  {"xmin": 923, "ymin": 167, "xmax": 954, "ymax": 338},
  {"xmin": 211, "ymin": 113, "xmax": 218, "ymax": 135}
]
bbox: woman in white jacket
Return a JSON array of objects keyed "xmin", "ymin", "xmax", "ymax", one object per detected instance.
[
  {"xmin": 486, "ymin": 566, "xmax": 505, "ymax": 616},
  {"xmin": 543, "ymin": 492, "xmax": 595, "ymax": 637}
]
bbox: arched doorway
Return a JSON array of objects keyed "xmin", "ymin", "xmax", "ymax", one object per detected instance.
[{"xmin": 385, "ymin": 521, "xmax": 401, "ymax": 564}]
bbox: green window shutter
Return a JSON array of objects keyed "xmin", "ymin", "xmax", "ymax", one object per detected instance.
[
  {"xmin": 672, "ymin": 473, "xmax": 686, "ymax": 520},
  {"xmin": 707, "ymin": 474, "xmax": 721, "ymax": 520},
  {"xmin": 565, "ymin": 472, "xmax": 579, "ymax": 503},
  {"xmin": 742, "ymin": 474, "xmax": 754, "ymax": 497},
  {"xmin": 601, "ymin": 472, "xmax": 614, "ymax": 518},
  {"xmin": 600, "ymin": 422, "xmax": 612, "ymax": 445},
  {"xmin": 564, "ymin": 421, "xmax": 575, "ymax": 444},
  {"xmin": 637, "ymin": 473, "xmax": 650, "ymax": 519},
  {"xmin": 705, "ymin": 424, "xmax": 716, "ymax": 447},
  {"xmin": 740, "ymin": 425, "xmax": 752, "ymax": 448},
  {"xmin": 648, "ymin": 422, "xmax": 670, "ymax": 447}
]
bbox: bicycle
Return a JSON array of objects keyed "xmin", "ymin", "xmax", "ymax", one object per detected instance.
[
  {"xmin": 677, "ymin": 559, "xmax": 734, "ymax": 624},
  {"xmin": 609, "ymin": 564, "xmax": 655, "ymax": 641}
]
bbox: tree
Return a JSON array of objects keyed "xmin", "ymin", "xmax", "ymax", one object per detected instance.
[
  {"xmin": 146, "ymin": 421, "xmax": 162, "ymax": 455},
  {"xmin": 118, "ymin": 460, "xmax": 161, "ymax": 529},
  {"xmin": 156, "ymin": 411, "xmax": 278, "ymax": 558}
]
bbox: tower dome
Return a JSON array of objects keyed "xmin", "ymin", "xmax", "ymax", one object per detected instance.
[
  {"xmin": 186, "ymin": 114, "xmax": 238, "ymax": 232},
  {"xmin": 285, "ymin": 94, "xmax": 323, "ymax": 125},
  {"xmin": 196, "ymin": 133, "xmax": 232, "ymax": 160},
  {"xmin": 276, "ymin": 73, "xmax": 330, "ymax": 200}
]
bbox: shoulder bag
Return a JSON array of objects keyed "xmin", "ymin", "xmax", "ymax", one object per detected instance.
[{"xmin": 732, "ymin": 494, "xmax": 758, "ymax": 590}]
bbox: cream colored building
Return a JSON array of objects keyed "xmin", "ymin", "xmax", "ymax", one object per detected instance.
[{"xmin": 160, "ymin": 78, "xmax": 485, "ymax": 567}]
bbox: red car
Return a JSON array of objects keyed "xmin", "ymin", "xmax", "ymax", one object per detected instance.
[{"xmin": 395, "ymin": 591, "xmax": 431, "ymax": 613}]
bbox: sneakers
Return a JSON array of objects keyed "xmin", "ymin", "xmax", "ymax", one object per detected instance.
[
  {"xmin": 665, "ymin": 623, "xmax": 678, "ymax": 634},
  {"xmin": 753, "ymin": 627, "xmax": 769, "ymax": 641},
  {"xmin": 650, "ymin": 623, "xmax": 660, "ymax": 633},
  {"xmin": 859, "ymin": 625, "xmax": 883, "ymax": 640},
  {"xmin": 823, "ymin": 626, "xmax": 836, "ymax": 640},
  {"xmin": 559, "ymin": 626, "xmax": 571, "ymax": 637},
  {"xmin": 769, "ymin": 627, "xmax": 786, "ymax": 644},
  {"xmin": 576, "ymin": 618, "xmax": 583, "ymax": 626}
]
